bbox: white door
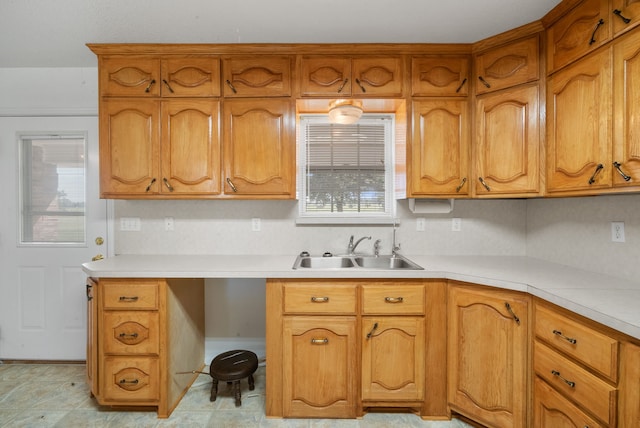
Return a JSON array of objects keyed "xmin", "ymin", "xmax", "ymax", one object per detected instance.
[{"xmin": 0, "ymin": 116, "xmax": 109, "ymax": 360}]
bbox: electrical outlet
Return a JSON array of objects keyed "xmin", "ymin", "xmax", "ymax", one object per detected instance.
[
  {"xmin": 611, "ymin": 221, "xmax": 625, "ymax": 242},
  {"xmin": 120, "ymin": 217, "xmax": 141, "ymax": 231},
  {"xmin": 252, "ymin": 218, "xmax": 261, "ymax": 232},
  {"xmin": 164, "ymin": 217, "xmax": 174, "ymax": 231},
  {"xmin": 416, "ymin": 218, "xmax": 425, "ymax": 232},
  {"xmin": 452, "ymin": 218, "xmax": 462, "ymax": 232}
]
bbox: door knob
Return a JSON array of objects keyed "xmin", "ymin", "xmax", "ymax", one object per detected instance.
[{"xmin": 92, "ymin": 254, "xmax": 104, "ymax": 261}]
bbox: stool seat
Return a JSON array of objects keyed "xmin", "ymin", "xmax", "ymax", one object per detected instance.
[{"xmin": 209, "ymin": 350, "xmax": 258, "ymax": 407}]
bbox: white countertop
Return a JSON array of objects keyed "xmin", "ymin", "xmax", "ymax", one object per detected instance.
[{"xmin": 82, "ymin": 254, "xmax": 640, "ymax": 341}]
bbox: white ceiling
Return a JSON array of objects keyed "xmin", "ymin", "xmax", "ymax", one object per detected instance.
[{"xmin": 0, "ymin": 0, "xmax": 562, "ymax": 68}]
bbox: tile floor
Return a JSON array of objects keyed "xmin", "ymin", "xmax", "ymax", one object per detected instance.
[{"xmin": 0, "ymin": 363, "xmax": 473, "ymax": 428}]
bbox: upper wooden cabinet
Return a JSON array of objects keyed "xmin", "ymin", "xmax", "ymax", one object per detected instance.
[
  {"xmin": 99, "ymin": 99, "xmax": 220, "ymax": 198},
  {"xmin": 222, "ymin": 99, "xmax": 295, "ymax": 198},
  {"xmin": 546, "ymin": 0, "xmax": 612, "ymax": 73},
  {"xmin": 546, "ymin": 48, "xmax": 613, "ymax": 194},
  {"xmin": 475, "ymin": 83, "xmax": 541, "ymax": 197},
  {"xmin": 612, "ymin": 0, "xmax": 640, "ymax": 36},
  {"xmin": 410, "ymin": 99, "xmax": 470, "ymax": 197},
  {"xmin": 299, "ymin": 56, "xmax": 404, "ymax": 97},
  {"xmin": 612, "ymin": 28, "xmax": 640, "ymax": 187},
  {"xmin": 100, "ymin": 56, "xmax": 220, "ymax": 97},
  {"xmin": 411, "ymin": 55, "xmax": 470, "ymax": 96},
  {"xmin": 223, "ymin": 56, "xmax": 292, "ymax": 97},
  {"xmin": 474, "ymin": 35, "xmax": 540, "ymax": 94}
]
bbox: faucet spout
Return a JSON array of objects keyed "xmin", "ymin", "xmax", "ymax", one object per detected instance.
[{"xmin": 347, "ymin": 235, "xmax": 371, "ymax": 255}]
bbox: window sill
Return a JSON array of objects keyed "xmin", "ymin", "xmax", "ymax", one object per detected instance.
[{"xmin": 295, "ymin": 217, "xmax": 398, "ymax": 225}]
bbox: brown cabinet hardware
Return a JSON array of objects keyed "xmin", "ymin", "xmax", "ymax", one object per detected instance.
[
  {"xmin": 225, "ymin": 79, "xmax": 237, "ymax": 93},
  {"xmin": 505, "ymin": 302, "xmax": 520, "ymax": 325},
  {"xmin": 226, "ymin": 178, "xmax": 238, "ymax": 192},
  {"xmin": 384, "ymin": 296, "xmax": 404, "ymax": 303},
  {"xmin": 162, "ymin": 79, "xmax": 175, "ymax": 93},
  {"xmin": 478, "ymin": 76, "xmax": 491, "ymax": 88},
  {"xmin": 456, "ymin": 177, "xmax": 467, "ymax": 192},
  {"xmin": 355, "ymin": 78, "xmax": 366, "ymax": 93},
  {"xmin": 588, "ymin": 163, "xmax": 604, "ymax": 184},
  {"xmin": 590, "ymin": 19, "xmax": 606, "ymax": 45},
  {"xmin": 366, "ymin": 322, "xmax": 378, "ymax": 340},
  {"xmin": 162, "ymin": 177, "xmax": 174, "ymax": 192},
  {"xmin": 613, "ymin": 9, "xmax": 631, "ymax": 24},
  {"xmin": 455, "ymin": 78, "xmax": 468, "ymax": 93},
  {"xmin": 310, "ymin": 296, "xmax": 329, "ymax": 303},
  {"xmin": 553, "ymin": 329, "xmax": 578, "ymax": 344},
  {"xmin": 551, "ymin": 369, "xmax": 576, "ymax": 388},
  {"xmin": 479, "ymin": 177, "xmax": 491, "ymax": 191},
  {"xmin": 144, "ymin": 79, "xmax": 156, "ymax": 93},
  {"xmin": 613, "ymin": 161, "xmax": 632, "ymax": 181},
  {"xmin": 145, "ymin": 178, "xmax": 156, "ymax": 192},
  {"xmin": 119, "ymin": 296, "xmax": 139, "ymax": 302},
  {"xmin": 311, "ymin": 338, "xmax": 329, "ymax": 345}
]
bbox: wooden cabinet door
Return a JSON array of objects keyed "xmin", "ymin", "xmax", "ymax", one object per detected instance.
[
  {"xmin": 612, "ymin": 0, "xmax": 640, "ymax": 37},
  {"xmin": 161, "ymin": 100, "xmax": 221, "ymax": 195},
  {"xmin": 99, "ymin": 99, "xmax": 160, "ymax": 196},
  {"xmin": 546, "ymin": 0, "xmax": 611, "ymax": 72},
  {"xmin": 475, "ymin": 35, "xmax": 540, "ymax": 94},
  {"xmin": 410, "ymin": 99, "xmax": 470, "ymax": 197},
  {"xmin": 352, "ymin": 57, "xmax": 404, "ymax": 97},
  {"xmin": 361, "ymin": 317, "xmax": 425, "ymax": 401},
  {"xmin": 282, "ymin": 316, "xmax": 357, "ymax": 418},
  {"xmin": 223, "ymin": 99, "xmax": 295, "ymax": 197},
  {"xmin": 448, "ymin": 285, "xmax": 529, "ymax": 428},
  {"xmin": 613, "ymin": 29, "xmax": 640, "ymax": 187},
  {"xmin": 160, "ymin": 57, "xmax": 221, "ymax": 97},
  {"xmin": 619, "ymin": 342, "xmax": 640, "ymax": 427},
  {"xmin": 533, "ymin": 377, "xmax": 604, "ymax": 428},
  {"xmin": 546, "ymin": 48, "xmax": 612, "ymax": 194},
  {"xmin": 411, "ymin": 55, "xmax": 470, "ymax": 97},
  {"xmin": 222, "ymin": 56, "xmax": 292, "ymax": 97},
  {"xmin": 100, "ymin": 57, "xmax": 160, "ymax": 97},
  {"xmin": 299, "ymin": 56, "xmax": 352, "ymax": 96},
  {"xmin": 475, "ymin": 83, "xmax": 541, "ymax": 197},
  {"xmin": 86, "ymin": 278, "xmax": 98, "ymax": 397}
]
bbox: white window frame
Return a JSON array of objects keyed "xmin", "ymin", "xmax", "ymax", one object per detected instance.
[
  {"xmin": 297, "ymin": 114, "xmax": 396, "ymax": 224},
  {"xmin": 17, "ymin": 132, "xmax": 88, "ymax": 247}
]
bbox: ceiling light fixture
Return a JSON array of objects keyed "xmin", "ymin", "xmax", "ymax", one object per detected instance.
[{"xmin": 328, "ymin": 100, "xmax": 363, "ymax": 125}]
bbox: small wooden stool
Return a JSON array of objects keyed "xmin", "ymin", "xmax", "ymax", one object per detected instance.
[{"xmin": 209, "ymin": 349, "xmax": 258, "ymax": 407}]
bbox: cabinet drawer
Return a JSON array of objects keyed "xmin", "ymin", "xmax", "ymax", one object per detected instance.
[
  {"xmin": 222, "ymin": 56, "xmax": 292, "ymax": 97},
  {"xmin": 103, "ymin": 311, "xmax": 160, "ymax": 355},
  {"xmin": 102, "ymin": 280, "xmax": 160, "ymax": 310},
  {"xmin": 535, "ymin": 304, "xmax": 618, "ymax": 382},
  {"xmin": 100, "ymin": 57, "xmax": 160, "ymax": 97},
  {"xmin": 534, "ymin": 341, "xmax": 617, "ymax": 426},
  {"xmin": 534, "ymin": 377, "xmax": 605, "ymax": 428},
  {"xmin": 361, "ymin": 284, "xmax": 424, "ymax": 314},
  {"xmin": 283, "ymin": 282, "xmax": 356, "ymax": 314},
  {"xmin": 102, "ymin": 356, "xmax": 159, "ymax": 402}
]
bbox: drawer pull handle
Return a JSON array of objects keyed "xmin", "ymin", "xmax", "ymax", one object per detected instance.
[
  {"xmin": 588, "ymin": 163, "xmax": 604, "ymax": 184},
  {"xmin": 589, "ymin": 18, "xmax": 605, "ymax": 45},
  {"xmin": 552, "ymin": 330, "xmax": 577, "ymax": 344},
  {"xmin": 337, "ymin": 78, "xmax": 349, "ymax": 93},
  {"xmin": 310, "ymin": 296, "xmax": 329, "ymax": 303},
  {"xmin": 119, "ymin": 296, "xmax": 139, "ymax": 302},
  {"xmin": 311, "ymin": 338, "xmax": 328, "ymax": 345},
  {"xmin": 366, "ymin": 322, "xmax": 379, "ymax": 340},
  {"xmin": 144, "ymin": 79, "xmax": 156, "ymax": 93},
  {"xmin": 504, "ymin": 302, "xmax": 520, "ymax": 325},
  {"xmin": 551, "ymin": 370, "xmax": 576, "ymax": 388},
  {"xmin": 384, "ymin": 297, "xmax": 403, "ymax": 303},
  {"xmin": 613, "ymin": 9, "xmax": 631, "ymax": 24},
  {"xmin": 145, "ymin": 178, "xmax": 156, "ymax": 192},
  {"xmin": 119, "ymin": 378, "xmax": 139, "ymax": 385},
  {"xmin": 119, "ymin": 332, "xmax": 139, "ymax": 339}
]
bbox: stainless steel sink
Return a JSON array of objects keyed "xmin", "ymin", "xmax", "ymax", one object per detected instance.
[
  {"xmin": 292, "ymin": 254, "xmax": 423, "ymax": 270},
  {"xmin": 295, "ymin": 256, "xmax": 355, "ymax": 269},
  {"xmin": 353, "ymin": 255, "xmax": 423, "ymax": 270}
]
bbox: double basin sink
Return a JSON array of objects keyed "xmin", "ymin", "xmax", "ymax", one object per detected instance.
[{"xmin": 292, "ymin": 253, "xmax": 423, "ymax": 270}]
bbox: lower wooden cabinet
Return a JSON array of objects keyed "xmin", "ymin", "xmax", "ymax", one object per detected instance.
[
  {"xmin": 86, "ymin": 277, "xmax": 204, "ymax": 418},
  {"xmin": 448, "ymin": 283, "xmax": 529, "ymax": 428},
  {"xmin": 282, "ymin": 316, "xmax": 357, "ymax": 418},
  {"xmin": 534, "ymin": 377, "xmax": 605, "ymax": 428},
  {"xmin": 266, "ymin": 279, "xmax": 439, "ymax": 419}
]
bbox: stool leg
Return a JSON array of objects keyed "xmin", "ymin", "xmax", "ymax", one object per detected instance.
[
  {"xmin": 210, "ymin": 379, "xmax": 218, "ymax": 402},
  {"xmin": 248, "ymin": 374, "xmax": 255, "ymax": 391},
  {"xmin": 234, "ymin": 380, "xmax": 242, "ymax": 407}
]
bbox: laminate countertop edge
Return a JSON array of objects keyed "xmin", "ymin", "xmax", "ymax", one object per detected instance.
[{"xmin": 82, "ymin": 254, "xmax": 640, "ymax": 341}]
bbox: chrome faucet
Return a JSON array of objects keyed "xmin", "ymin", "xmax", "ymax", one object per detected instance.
[
  {"xmin": 347, "ymin": 235, "xmax": 371, "ymax": 255},
  {"xmin": 391, "ymin": 220, "xmax": 401, "ymax": 256}
]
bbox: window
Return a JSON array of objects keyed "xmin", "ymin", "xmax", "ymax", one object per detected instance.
[
  {"xmin": 19, "ymin": 134, "xmax": 87, "ymax": 245},
  {"xmin": 298, "ymin": 114, "xmax": 395, "ymax": 223}
]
